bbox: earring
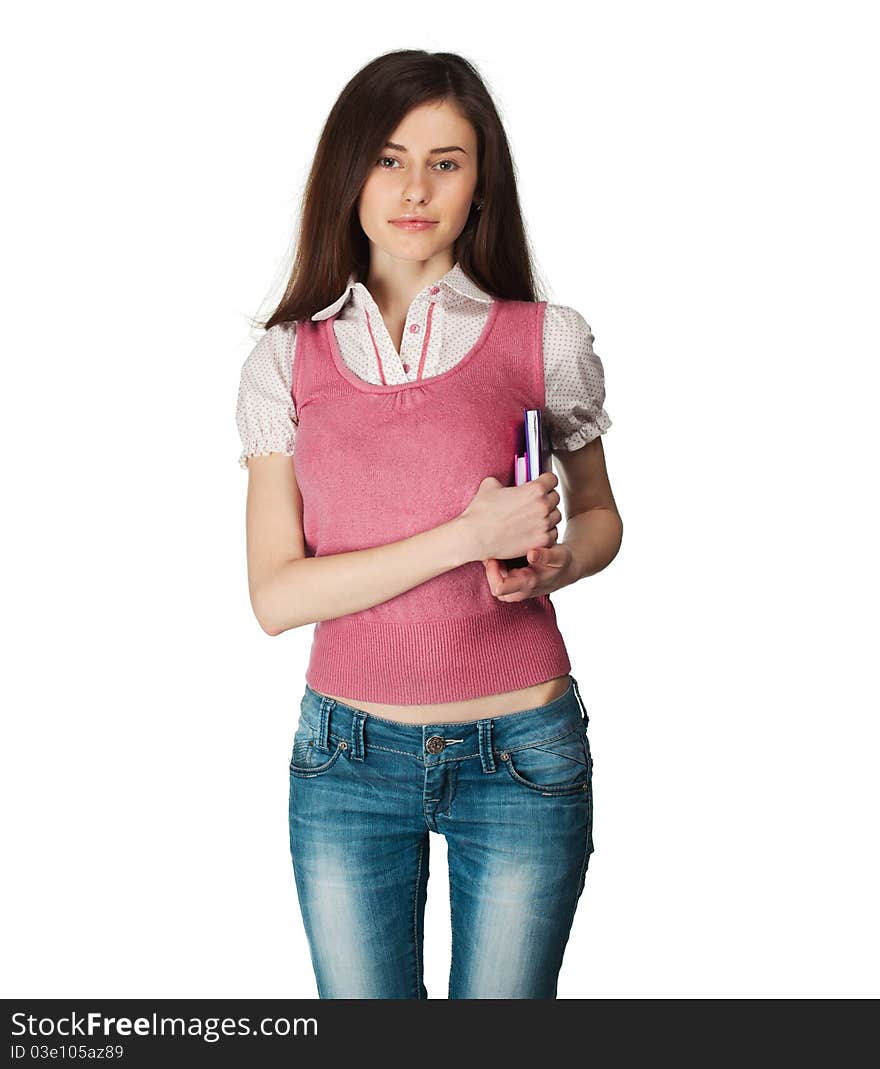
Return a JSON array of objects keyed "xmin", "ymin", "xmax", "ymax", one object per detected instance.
[{"xmin": 475, "ymin": 202, "xmax": 483, "ymax": 211}]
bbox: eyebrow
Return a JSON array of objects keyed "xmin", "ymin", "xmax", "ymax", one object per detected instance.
[{"xmin": 383, "ymin": 141, "xmax": 468, "ymax": 155}]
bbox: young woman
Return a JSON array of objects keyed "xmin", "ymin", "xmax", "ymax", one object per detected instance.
[{"xmin": 236, "ymin": 50, "xmax": 623, "ymax": 999}]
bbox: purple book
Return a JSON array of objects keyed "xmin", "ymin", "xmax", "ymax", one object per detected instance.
[{"xmin": 503, "ymin": 408, "xmax": 552, "ymax": 569}]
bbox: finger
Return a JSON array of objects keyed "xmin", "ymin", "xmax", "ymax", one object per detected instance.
[
  {"xmin": 488, "ymin": 562, "xmax": 534, "ymax": 597},
  {"xmin": 498, "ymin": 572, "xmax": 537, "ymax": 600},
  {"xmin": 484, "ymin": 558, "xmax": 509, "ymax": 587},
  {"xmin": 486, "ymin": 557, "xmax": 533, "ymax": 597},
  {"xmin": 527, "ymin": 545, "xmax": 567, "ymax": 568}
]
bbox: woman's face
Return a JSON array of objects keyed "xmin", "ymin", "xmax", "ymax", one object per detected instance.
[{"xmin": 358, "ymin": 100, "xmax": 479, "ymax": 266}]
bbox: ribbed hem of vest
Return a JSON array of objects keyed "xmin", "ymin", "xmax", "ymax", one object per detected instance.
[{"xmin": 304, "ymin": 603, "xmax": 573, "ymax": 705}]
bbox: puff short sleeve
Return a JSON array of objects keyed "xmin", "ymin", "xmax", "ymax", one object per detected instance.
[
  {"xmin": 235, "ymin": 322, "xmax": 298, "ymax": 469},
  {"xmin": 543, "ymin": 304, "xmax": 613, "ymax": 452}
]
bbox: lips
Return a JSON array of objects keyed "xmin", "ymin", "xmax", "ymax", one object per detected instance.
[{"xmin": 390, "ymin": 218, "xmax": 437, "ymax": 230}]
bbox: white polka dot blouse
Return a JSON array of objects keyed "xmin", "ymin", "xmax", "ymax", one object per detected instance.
[{"xmin": 236, "ymin": 261, "xmax": 612, "ymax": 469}]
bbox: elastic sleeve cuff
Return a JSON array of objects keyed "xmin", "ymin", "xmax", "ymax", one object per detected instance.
[
  {"xmin": 238, "ymin": 430, "xmax": 297, "ymax": 469},
  {"xmin": 553, "ymin": 410, "xmax": 612, "ymax": 452}
]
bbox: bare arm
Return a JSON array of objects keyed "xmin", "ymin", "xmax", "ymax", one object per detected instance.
[
  {"xmin": 244, "ymin": 453, "xmax": 476, "ymax": 635},
  {"xmin": 555, "ymin": 436, "xmax": 623, "ymax": 580}
]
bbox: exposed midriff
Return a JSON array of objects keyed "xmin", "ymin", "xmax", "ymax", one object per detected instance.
[{"xmin": 314, "ymin": 674, "xmax": 572, "ymax": 725}]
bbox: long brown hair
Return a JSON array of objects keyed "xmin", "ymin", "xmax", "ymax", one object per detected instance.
[{"xmin": 259, "ymin": 49, "xmax": 542, "ymax": 330}]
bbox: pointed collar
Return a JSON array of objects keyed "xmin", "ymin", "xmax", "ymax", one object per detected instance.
[{"xmin": 310, "ymin": 261, "xmax": 493, "ymax": 321}]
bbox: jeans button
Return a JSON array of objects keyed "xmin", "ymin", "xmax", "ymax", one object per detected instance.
[{"xmin": 425, "ymin": 735, "xmax": 446, "ymax": 754}]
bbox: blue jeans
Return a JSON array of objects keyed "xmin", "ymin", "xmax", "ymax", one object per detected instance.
[{"xmin": 288, "ymin": 674, "xmax": 595, "ymax": 999}]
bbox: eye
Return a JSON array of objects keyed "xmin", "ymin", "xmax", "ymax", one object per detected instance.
[{"xmin": 376, "ymin": 157, "xmax": 460, "ymax": 172}]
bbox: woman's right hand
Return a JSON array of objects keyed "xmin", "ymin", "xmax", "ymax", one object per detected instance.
[{"xmin": 458, "ymin": 473, "xmax": 562, "ymax": 563}]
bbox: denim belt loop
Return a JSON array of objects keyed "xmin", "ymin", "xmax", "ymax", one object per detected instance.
[
  {"xmin": 477, "ymin": 719, "xmax": 496, "ymax": 773},
  {"xmin": 350, "ymin": 709, "xmax": 366, "ymax": 762},
  {"xmin": 570, "ymin": 675, "xmax": 589, "ymax": 726},
  {"xmin": 317, "ymin": 696, "xmax": 334, "ymax": 749}
]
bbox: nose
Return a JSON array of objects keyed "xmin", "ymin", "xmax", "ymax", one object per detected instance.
[{"xmin": 403, "ymin": 183, "xmax": 429, "ymax": 205}]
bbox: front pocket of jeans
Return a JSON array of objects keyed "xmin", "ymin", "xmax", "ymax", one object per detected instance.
[
  {"xmin": 289, "ymin": 721, "xmax": 346, "ymax": 778},
  {"xmin": 500, "ymin": 725, "xmax": 592, "ymax": 795}
]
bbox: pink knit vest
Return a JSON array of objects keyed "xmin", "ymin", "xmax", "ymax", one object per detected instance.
[{"xmin": 292, "ymin": 297, "xmax": 572, "ymax": 703}]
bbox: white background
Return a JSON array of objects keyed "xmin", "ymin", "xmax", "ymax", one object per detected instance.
[{"xmin": 3, "ymin": 0, "xmax": 878, "ymax": 998}]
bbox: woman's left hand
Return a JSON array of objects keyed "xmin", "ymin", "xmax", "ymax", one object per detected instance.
[{"xmin": 483, "ymin": 544, "xmax": 577, "ymax": 601}]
